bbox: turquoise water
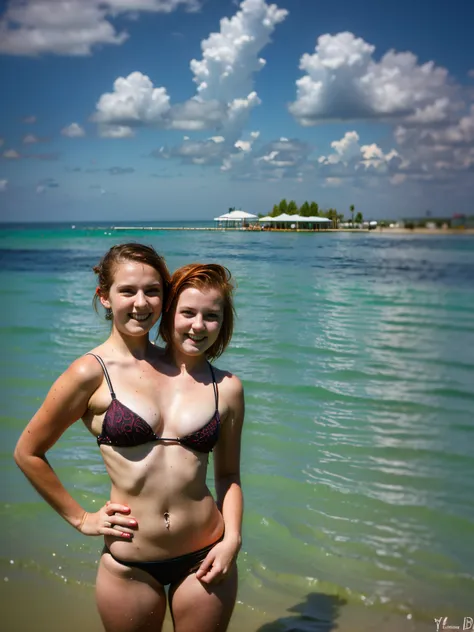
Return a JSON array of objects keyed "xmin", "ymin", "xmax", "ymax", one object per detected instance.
[{"xmin": 1, "ymin": 224, "xmax": 474, "ymax": 630}]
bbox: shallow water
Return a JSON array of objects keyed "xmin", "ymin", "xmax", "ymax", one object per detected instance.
[{"xmin": 1, "ymin": 223, "xmax": 473, "ymax": 630}]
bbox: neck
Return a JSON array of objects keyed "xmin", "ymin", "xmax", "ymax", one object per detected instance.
[
  {"xmin": 108, "ymin": 327, "xmax": 152, "ymax": 360},
  {"xmin": 167, "ymin": 347, "xmax": 209, "ymax": 374}
]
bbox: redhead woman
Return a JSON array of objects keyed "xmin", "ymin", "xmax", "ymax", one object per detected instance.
[{"xmin": 14, "ymin": 252, "xmax": 244, "ymax": 632}]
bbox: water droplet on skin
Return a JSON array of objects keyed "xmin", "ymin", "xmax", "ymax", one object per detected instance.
[{"xmin": 9, "ymin": 560, "xmax": 14, "ymax": 565}]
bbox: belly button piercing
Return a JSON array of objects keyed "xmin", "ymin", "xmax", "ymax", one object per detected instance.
[{"xmin": 164, "ymin": 512, "xmax": 170, "ymax": 530}]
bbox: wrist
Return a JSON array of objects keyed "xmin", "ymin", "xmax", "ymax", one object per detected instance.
[
  {"xmin": 223, "ymin": 531, "xmax": 242, "ymax": 547},
  {"xmin": 75, "ymin": 511, "xmax": 88, "ymax": 531}
]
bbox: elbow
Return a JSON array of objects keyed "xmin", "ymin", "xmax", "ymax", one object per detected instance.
[{"xmin": 13, "ymin": 442, "xmax": 32, "ymax": 471}]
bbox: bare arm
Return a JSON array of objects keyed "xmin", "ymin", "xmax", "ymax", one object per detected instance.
[
  {"xmin": 14, "ymin": 355, "xmax": 136, "ymax": 537},
  {"xmin": 214, "ymin": 375, "xmax": 244, "ymax": 547},
  {"xmin": 196, "ymin": 374, "xmax": 244, "ymax": 583}
]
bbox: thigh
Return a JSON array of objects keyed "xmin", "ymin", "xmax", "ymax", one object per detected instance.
[
  {"xmin": 96, "ymin": 552, "xmax": 168, "ymax": 632},
  {"xmin": 169, "ymin": 565, "xmax": 238, "ymax": 632}
]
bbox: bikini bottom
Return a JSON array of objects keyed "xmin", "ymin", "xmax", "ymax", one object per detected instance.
[{"xmin": 105, "ymin": 535, "xmax": 223, "ymax": 586}]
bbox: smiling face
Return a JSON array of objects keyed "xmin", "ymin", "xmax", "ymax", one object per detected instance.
[
  {"xmin": 100, "ymin": 260, "xmax": 164, "ymax": 337},
  {"xmin": 172, "ymin": 286, "xmax": 224, "ymax": 357}
]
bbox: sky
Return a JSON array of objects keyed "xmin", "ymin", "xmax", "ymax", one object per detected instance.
[{"xmin": 0, "ymin": 0, "xmax": 473, "ymax": 222}]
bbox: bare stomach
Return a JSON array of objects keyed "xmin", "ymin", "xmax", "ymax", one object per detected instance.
[{"xmin": 105, "ymin": 486, "xmax": 224, "ymax": 562}]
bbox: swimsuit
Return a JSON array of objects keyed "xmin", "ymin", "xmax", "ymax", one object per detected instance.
[
  {"xmin": 87, "ymin": 353, "xmax": 223, "ymax": 585},
  {"xmin": 104, "ymin": 534, "xmax": 224, "ymax": 586},
  {"xmin": 87, "ymin": 353, "xmax": 220, "ymax": 452}
]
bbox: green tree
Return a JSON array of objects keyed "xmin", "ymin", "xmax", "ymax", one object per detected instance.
[
  {"xmin": 287, "ymin": 200, "xmax": 298, "ymax": 215},
  {"xmin": 326, "ymin": 208, "xmax": 339, "ymax": 228},
  {"xmin": 355, "ymin": 211, "xmax": 363, "ymax": 224},
  {"xmin": 228, "ymin": 206, "xmax": 236, "ymax": 213},
  {"xmin": 350, "ymin": 204, "xmax": 355, "ymax": 226},
  {"xmin": 299, "ymin": 201, "xmax": 311, "ymax": 217},
  {"xmin": 278, "ymin": 198, "xmax": 288, "ymax": 214},
  {"xmin": 309, "ymin": 201, "xmax": 319, "ymax": 216},
  {"xmin": 270, "ymin": 204, "xmax": 280, "ymax": 217}
]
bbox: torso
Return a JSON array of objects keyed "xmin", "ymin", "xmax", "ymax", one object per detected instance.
[{"xmin": 81, "ymin": 345, "xmax": 226, "ymax": 561}]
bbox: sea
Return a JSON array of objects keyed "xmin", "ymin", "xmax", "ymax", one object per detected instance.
[{"xmin": 1, "ymin": 221, "xmax": 473, "ymax": 632}]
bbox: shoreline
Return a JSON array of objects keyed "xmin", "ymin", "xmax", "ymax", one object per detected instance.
[{"xmin": 110, "ymin": 226, "xmax": 474, "ymax": 234}]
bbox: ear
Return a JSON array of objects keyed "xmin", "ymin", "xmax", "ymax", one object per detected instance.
[{"xmin": 99, "ymin": 294, "xmax": 111, "ymax": 309}]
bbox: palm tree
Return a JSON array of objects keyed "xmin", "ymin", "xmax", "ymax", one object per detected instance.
[{"xmin": 350, "ymin": 204, "xmax": 355, "ymax": 227}]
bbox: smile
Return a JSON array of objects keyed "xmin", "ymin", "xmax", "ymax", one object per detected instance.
[
  {"xmin": 129, "ymin": 313, "xmax": 151, "ymax": 322},
  {"xmin": 187, "ymin": 334, "xmax": 205, "ymax": 342}
]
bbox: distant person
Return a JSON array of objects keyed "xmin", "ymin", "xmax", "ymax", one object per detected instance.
[{"xmin": 14, "ymin": 246, "xmax": 244, "ymax": 632}]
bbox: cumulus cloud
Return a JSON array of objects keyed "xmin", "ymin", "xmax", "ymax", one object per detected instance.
[
  {"xmin": 3, "ymin": 149, "xmax": 21, "ymax": 159},
  {"xmin": 22, "ymin": 115, "xmax": 36, "ymax": 123},
  {"xmin": 93, "ymin": 0, "xmax": 287, "ymax": 147},
  {"xmin": 99, "ymin": 125, "xmax": 134, "ymax": 138},
  {"xmin": 317, "ymin": 131, "xmax": 401, "ymax": 177},
  {"xmin": 289, "ymin": 32, "xmax": 460, "ymax": 125},
  {"xmin": 0, "ymin": 0, "xmax": 200, "ymax": 56},
  {"xmin": 61, "ymin": 123, "xmax": 85, "ymax": 137},
  {"xmin": 0, "ymin": 179, "xmax": 8, "ymax": 191},
  {"xmin": 93, "ymin": 72, "xmax": 171, "ymax": 126},
  {"xmin": 22, "ymin": 133, "xmax": 49, "ymax": 144}
]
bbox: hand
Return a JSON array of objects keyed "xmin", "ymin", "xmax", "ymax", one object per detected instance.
[
  {"xmin": 78, "ymin": 501, "xmax": 138, "ymax": 540},
  {"xmin": 195, "ymin": 536, "xmax": 241, "ymax": 585}
]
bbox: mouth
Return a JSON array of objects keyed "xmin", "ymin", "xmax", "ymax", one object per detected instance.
[
  {"xmin": 129, "ymin": 313, "xmax": 152, "ymax": 322},
  {"xmin": 186, "ymin": 334, "xmax": 205, "ymax": 342}
]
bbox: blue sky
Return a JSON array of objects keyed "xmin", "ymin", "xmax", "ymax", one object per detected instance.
[{"xmin": 1, "ymin": 0, "xmax": 473, "ymax": 222}]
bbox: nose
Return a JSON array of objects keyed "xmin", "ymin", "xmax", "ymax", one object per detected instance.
[
  {"xmin": 134, "ymin": 290, "xmax": 147, "ymax": 308},
  {"xmin": 191, "ymin": 314, "xmax": 205, "ymax": 331}
]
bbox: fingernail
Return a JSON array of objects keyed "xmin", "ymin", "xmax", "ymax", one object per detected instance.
[
  {"xmin": 122, "ymin": 533, "xmax": 131, "ymax": 538},
  {"xmin": 129, "ymin": 520, "xmax": 137, "ymax": 526}
]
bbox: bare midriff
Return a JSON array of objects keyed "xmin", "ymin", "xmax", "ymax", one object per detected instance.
[{"xmin": 101, "ymin": 442, "xmax": 224, "ymax": 562}]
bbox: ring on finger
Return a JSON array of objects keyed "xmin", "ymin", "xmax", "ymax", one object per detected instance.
[{"xmin": 104, "ymin": 520, "xmax": 112, "ymax": 528}]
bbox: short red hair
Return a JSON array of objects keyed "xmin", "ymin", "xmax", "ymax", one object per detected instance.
[{"xmin": 160, "ymin": 263, "xmax": 235, "ymax": 360}]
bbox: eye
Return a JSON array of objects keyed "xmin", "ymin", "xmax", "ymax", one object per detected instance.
[
  {"xmin": 146, "ymin": 288, "xmax": 161, "ymax": 296},
  {"xmin": 181, "ymin": 309, "xmax": 194, "ymax": 316},
  {"xmin": 120, "ymin": 288, "xmax": 134, "ymax": 295}
]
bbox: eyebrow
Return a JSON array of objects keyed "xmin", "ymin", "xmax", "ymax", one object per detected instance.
[{"xmin": 116, "ymin": 282, "xmax": 162, "ymax": 289}]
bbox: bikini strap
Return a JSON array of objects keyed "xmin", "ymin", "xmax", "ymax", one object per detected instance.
[
  {"xmin": 86, "ymin": 353, "xmax": 116, "ymax": 399},
  {"xmin": 207, "ymin": 362, "xmax": 219, "ymax": 409}
]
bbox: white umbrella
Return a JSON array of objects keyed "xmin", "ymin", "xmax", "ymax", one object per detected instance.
[{"xmin": 213, "ymin": 210, "xmax": 258, "ymax": 221}]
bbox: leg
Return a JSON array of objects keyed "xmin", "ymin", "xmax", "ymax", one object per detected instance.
[
  {"xmin": 169, "ymin": 565, "xmax": 238, "ymax": 632},
  {"xmin": 96, "ymin": 551, "xmax": 168, "ymax": 632}
]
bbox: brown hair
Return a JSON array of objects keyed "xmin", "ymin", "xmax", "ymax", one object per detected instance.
[
  {"xmin": 160, "ymin": 263, "xmax": 235, "ymax": 360},
  {"xmin": 93, "ymin": 243, "xmax": 170, "ymax": 320}
]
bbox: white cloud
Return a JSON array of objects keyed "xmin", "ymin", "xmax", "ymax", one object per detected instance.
[
  {"xmin": 0, "ymin": 179, "xmax": 8, "ymax": 191},
  {"xmin": 468, "ymin": 69, "xmax": 474, "ymax": 79},
  {"xmin": 94, "ymin": 0, "xmax": 287, "ymax": 142},
  {"xmin": 3, "ymin": 149, "xmax": 21, "ymax": 159},
  {"xmin": 93, "ymin": 72, "xmax": 171, "ymax": 126},
  {"xmin": 22, "ymin": 115, "xmax": 37, "ymax": 123},
  {"xmin": 61, "ymin": 123, "xmax": 86, "ymax": 137},
  {"xmin": 289, "ymin": 32, "xmax": 459, "ymax": 125},
  {"xmin": 0, "ymin": 137, "xmax": 4, "ymax": 146},
  {"xmin": 99, "ymin": 125, "xmax": 135, "ymax": 138},
  {"xmin": 0, "ymin": 0, "xmax": 201, "ymax": 56},
  {"xmin": 23, "ymin": 134, "xmax": 41, "ymax": 144}
]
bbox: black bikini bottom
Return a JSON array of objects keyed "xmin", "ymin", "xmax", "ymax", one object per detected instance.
[{"xmin": 105, "ymin": 535, "xmax": 223, "ymax": 586}]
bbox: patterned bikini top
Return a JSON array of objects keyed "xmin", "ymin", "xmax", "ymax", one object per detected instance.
[{"xmin": 87, "ymin": 353, "xmax": 220, "ymax": 453}]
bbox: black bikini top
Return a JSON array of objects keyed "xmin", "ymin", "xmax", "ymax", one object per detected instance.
[{"xmin": 87, "ymin": 353, "xmax": 220, "ymax": 453}]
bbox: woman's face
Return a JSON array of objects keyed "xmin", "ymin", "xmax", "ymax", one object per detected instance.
[
  {"xmin": 100, "ymin": 260, "xmax": 164, "ymax": 337},
  {"xmin": 172, "ymin": 286, "xmax": 224, "ymax": 357}
]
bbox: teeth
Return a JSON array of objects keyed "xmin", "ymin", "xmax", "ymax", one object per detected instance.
[
  {"xmin": 188, "ymin": 335, "xmax": 204, "ymax": 341},
  {"xmin": 130, "ymin": 314, "xmax": 150, "ymax": 321}
]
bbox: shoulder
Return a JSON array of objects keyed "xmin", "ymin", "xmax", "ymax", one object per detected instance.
[
  {"xmin": 61, "ymin": 353, "xmax": 104, "ymax": 392},
  {"xmin": 211, "ymin": 365, "xmax": 244, "ymax": 400}
]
